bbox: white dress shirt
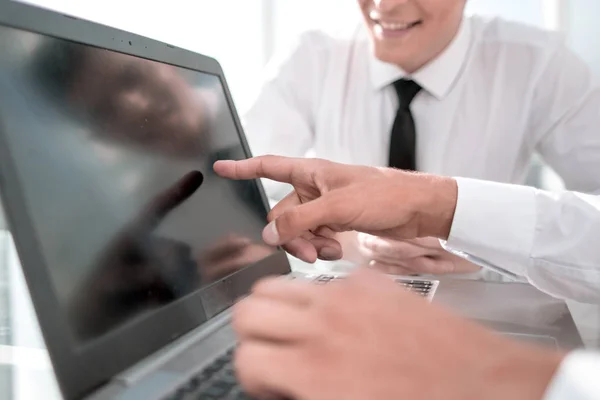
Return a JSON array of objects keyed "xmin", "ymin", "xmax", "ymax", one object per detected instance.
[
  {"xmin": 243, "ymin": 15, "xmax": 600, "ymax": 349},
  {"xmin": 447, "ymin": 178, "xmax": 600, "ymax": 305},
  {"xmin": 243, "ymin": 16, "xmax": 600, "ymax": 199}
]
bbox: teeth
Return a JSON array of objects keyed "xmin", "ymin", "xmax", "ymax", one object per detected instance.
[{"xmin": 379, "ymin": 21, "xmax": 412, "ymax": 30}]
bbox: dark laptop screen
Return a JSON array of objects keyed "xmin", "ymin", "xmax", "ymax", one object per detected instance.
[{"xmin": 0, "ymin": 24, "xmax": 275, "ymax": 344}]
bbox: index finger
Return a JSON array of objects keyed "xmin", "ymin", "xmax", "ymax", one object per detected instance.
[{"xmin": 213, "ymin": 155, "xmax": 306, "ymax": 184}]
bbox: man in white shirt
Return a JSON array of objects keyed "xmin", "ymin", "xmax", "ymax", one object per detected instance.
[
  {"xmin": 214, "ymin": 155, "xmax": 600, "ymax": 400},
  {"xmin": 243, "ymin": 0, "xmax": 600, "ymax": 347},
  {"xmin": 243, "ymin": 0, "xmax": 600, "ymax": 278}
]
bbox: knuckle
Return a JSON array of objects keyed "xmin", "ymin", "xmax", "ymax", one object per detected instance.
[
  {"xmin": 232, "ymin": 160, "xmax": 243, "ymax": 179},
  {"xmin": 367, "ymin": 237, "xmax": 381, "ymax": 253},
  {"xmin": 312, "ymin": 158, "xmax": 332, "ymax": 171},
  {"xmin": 357, "ymin": 233, "xmax": 373, "ymax": 249},
  {"xmin": 255, "ymin": 158, "xmax": 266, "ymax": 177},
  {"xmin": 258, "ymin": 154, "xmax": 275, "ymax": 164},
  {"xmin": 278, "ymin": 208, "xmax": 303, "ymax": 236}
]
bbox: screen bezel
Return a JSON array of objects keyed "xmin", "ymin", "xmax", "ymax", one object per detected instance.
[{"xmin": 0, "ymin": 2, "xmax": 291, "ymax": 399}]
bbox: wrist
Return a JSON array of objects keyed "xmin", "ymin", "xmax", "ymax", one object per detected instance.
[{"xmin": 412, "ymin": 174, "xmax": 458, "ymax": 239}]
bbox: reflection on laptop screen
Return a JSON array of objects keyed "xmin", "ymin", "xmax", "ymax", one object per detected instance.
[{"xmin": 0, "ymin": 26, "xmax": 274, "ymax": 344}]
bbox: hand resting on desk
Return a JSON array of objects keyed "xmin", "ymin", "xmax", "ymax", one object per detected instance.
[{"xmin": 355, "ymin": 233, "xmax": 481, "ymax": 275}]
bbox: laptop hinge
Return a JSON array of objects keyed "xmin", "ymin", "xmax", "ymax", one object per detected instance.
[{"xmin": 114, "ymin": 310, "xmax": 232, "ymax": 386}]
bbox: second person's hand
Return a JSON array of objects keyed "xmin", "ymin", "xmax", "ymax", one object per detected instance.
[{"xmin": 357, "ymin": 234, "xmax": 481, "ymax": 275}]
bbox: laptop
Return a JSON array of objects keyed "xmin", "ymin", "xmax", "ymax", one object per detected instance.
[{"xmin": 0, "ymin": 2, "xmax": 439, "ymax": 399}]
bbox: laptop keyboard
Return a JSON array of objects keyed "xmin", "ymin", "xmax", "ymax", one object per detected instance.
[
  {"xmin": 165, "ymin": 347, "xmax": 251, "ymax": 400},
  {"xmin": 312, "ymin": 274, "xmax": 436, "ymax": 298}
]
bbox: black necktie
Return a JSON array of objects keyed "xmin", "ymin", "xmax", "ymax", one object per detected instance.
[{"xmin": 388, "ymin": 79, "xmax": 422, "ymax": 170}]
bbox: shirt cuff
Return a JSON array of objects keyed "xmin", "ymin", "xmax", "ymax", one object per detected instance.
[
  {"xmin": 543, "ymin": 351, "xmax": 600, "ymax": 400},
  {"xmin": 444, "ymin": 177, "xmax": 537, "ymax": 277}
]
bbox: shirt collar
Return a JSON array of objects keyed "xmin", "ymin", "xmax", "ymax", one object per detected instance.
[{"xmin": 369, "ymin": 17, "xmax": 472, "ymax": 99}]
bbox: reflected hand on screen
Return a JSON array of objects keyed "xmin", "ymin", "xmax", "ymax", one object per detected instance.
[
  {"xmin": 198, "ymin": 234, "xmax": 275, "ymax": 283},
  {"xmin": 68, "ymin": 50, "xmax": 209, "ymax": 157},
  {"xmin": 67, "ymin": 170, "xmax": 204, "ymax": 340}
]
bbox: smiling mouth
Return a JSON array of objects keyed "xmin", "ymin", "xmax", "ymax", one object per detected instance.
[
  {"xmin": 370, "ymin": 16, "xmax": 423, "ymax": 36},
  {"xmin": 378, "ymin": 20, "xmax": 421, "ymax": 29}
]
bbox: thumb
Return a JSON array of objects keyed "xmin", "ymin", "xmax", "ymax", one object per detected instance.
[{"xmin": 262, "ymin": 194, "xmax": 348, "ymax": 246}]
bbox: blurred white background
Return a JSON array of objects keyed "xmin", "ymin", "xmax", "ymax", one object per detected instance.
[{"xmin": 17, "ymin": 0, "xmax": 597, "ymax": 114}]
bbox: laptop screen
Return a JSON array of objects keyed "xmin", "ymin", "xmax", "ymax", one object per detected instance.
[{"xmin": 0, "ymin": 24, "xmax": 276, "ymax": 344}]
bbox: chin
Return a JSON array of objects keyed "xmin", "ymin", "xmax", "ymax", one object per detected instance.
[{"xmin": 373, "ymin": 47, "xmax": 408, "ymax": 67}]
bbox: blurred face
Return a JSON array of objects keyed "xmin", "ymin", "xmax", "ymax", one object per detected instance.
[
  {"xmin": 69, "ymin": 50, "xmax": 208, "ymax": 157},
  {"xmin": 358, "ymin": 0, "xmax": 466, "ymax": 72}
]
